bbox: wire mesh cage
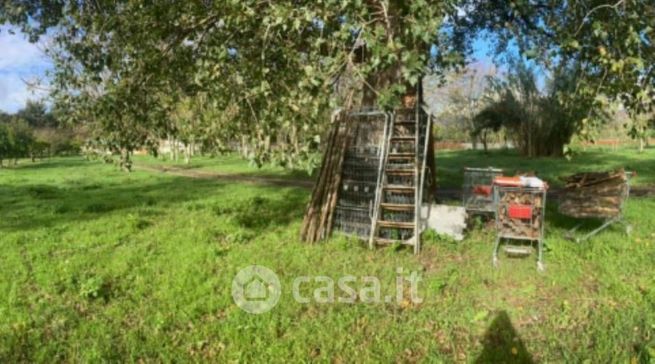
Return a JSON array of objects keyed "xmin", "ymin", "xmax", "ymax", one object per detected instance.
[
  {"xmin": 330, "ymin": 105, "xmax": 431, "ymax": 249},
  {"xmin": 493, "ymin": 185, "xmax": 547, "ymax": 271},
  {"xmin": 380, "ymin": 209, "xmax": 415, "ymax": 222},
  {"xmin": 388, "ymin": 140, "xmax": 415, "ymax": 154},
  {"xmin": 393, "ymin": 124, "xmax": 415, "ymax": 137},
  {"xmin": 386, "ymin": 173, "xmax": 415, "ymax": 186},
  {"xmin": 378, "ymin": 226, "xmax": 414, "ymax": 240},
  {"xmin": 332, "ymin": 110, "xmax": 388, "ymax": 239},
  {"xmin": 333, "ymin": 206, "xmax": 372, "ymax": 237},
  {"xmin": 463, "ymin": 167, "xmax": 503, "ymax": 214},
  {"xmin": 339, "ymin": 183, "xmax": 376, "ymax": 208},
  {"xmin": 383, "ymin": 189, "xmax": 415, "ymax": 205},
  {"xmin": 386, "ymin": 160, "xmax": 414, "ymax": 170},
  {"xmin": 342, "ymin": 159, "xmax": 380, "ymax": 185}
]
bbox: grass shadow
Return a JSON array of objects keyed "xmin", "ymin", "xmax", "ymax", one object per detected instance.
[
  {"xmin": 0, "ymin": 158, "xmax": 89, "ymax": 170},
  {"xmin": 475, "ymin": 310, "xmax": 534, "ymax": 364},
  {"xmin": 0, "ymin": 172, "xmax": 309, "ymax": 233},
  {"xmin": 0, "ymin": 177, "xmax": 219, "ymax": 231}
]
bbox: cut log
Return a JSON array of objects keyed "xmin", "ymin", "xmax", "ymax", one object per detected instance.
[{"xmin": 558, "ymin": 169, "xmax": 628, "ymax": 219}]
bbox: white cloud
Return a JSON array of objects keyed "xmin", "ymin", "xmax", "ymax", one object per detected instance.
[
  {"xmin": 0, "ymin": 73, "xmax": 46, "ymax": 113},
  {"xmin": 0, "ymin": 25, "xmax": 52, "ymax": 113}
]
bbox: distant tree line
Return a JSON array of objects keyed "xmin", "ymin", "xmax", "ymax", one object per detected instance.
[{"xmin": 0, "ymin": 101, "xmax": 82, "ymax": 167}]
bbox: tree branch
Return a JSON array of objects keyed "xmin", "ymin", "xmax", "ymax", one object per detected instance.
[{"xmin": 575, "ymin": 0, "xmax": 625, "ymax": 36}]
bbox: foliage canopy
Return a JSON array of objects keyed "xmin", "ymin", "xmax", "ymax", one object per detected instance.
[{"xmin": 1, "ymin": 1, "xmax": 653, "ymax": 167}]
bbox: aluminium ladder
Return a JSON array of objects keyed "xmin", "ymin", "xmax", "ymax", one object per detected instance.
[{"xmin": 368, "ymin": 107, "xmax": 432, "ymax": 254}]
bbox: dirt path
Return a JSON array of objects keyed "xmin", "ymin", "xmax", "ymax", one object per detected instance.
[
  {"xmin": 136, "ymin": 163, "xmax": 655, "ymax": 198},
  {"xmin": 134, "ymin": 164, "xmax": 315, "ymax": 188}
]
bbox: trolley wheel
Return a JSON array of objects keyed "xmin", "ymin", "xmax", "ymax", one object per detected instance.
[
  {"xmin": 625, "ymin": 224, "xmax": 633, "ymax": 236},
  {"xmin": 537, "ymin": 261, "xmax": 545, "ymax": 272},
  {"xmin": 492, "ymin": 256, "xmax": 499, "ymax": 268}
]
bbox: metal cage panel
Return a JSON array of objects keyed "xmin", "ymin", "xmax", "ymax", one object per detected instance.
[
  {"xmin": 463, "ymin": 167, "xmax": 503, "ymax": 214},
  {"xmin": 332, "ymin": 111, "xmax": 389, "ymax": 238}
]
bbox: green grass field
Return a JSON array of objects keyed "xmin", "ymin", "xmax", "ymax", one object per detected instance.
[
  {"xmin": 1, "ymin": 150, "xmax": 654, "ymax": 362},
  {"xmin": 437, "ymin": 147, "xmax": 655, "ymax": 189}
]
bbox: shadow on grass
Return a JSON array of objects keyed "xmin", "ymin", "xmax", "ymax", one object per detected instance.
[
  {"xmin": 475, "ymin": 311, "xmax": 534, "ymax": 364},
  {"xmin": 0, "ymin": 175, "xmax": 308, "ymax": 233},
  {"xmin": 0, "ymin": 158, "xmax": 90, "ymax": 170},
  {"xmin": 134, "ymin": 155, "xmax": 316, "ymax": 181}
]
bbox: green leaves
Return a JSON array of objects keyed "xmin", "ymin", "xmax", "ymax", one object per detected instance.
[
  {"xmin": 3, "ymin": 0, "xmax": 467, "ymax": 168},
  {"xmin": 459, "ymin": 0, "xmax": 655, "ymax": 141}
]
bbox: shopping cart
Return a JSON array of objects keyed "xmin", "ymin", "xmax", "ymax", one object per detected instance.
[
  {"xmin": 492, "ymin": 177, "xmax": 548, "ymax": 271},
  {"xmin": 463, "ymin": 167, "xmax": 503, "ymax": 215},
  {"xmin": 560, "ymin": 170, "xmax": 634, "ymax": 243}
]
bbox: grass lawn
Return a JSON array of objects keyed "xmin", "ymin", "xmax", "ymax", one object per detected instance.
[
  {"xmin": 437, "ymin": 146, "xmax": 655, "ymax": 189},
  {"xmin": 0, "ymin": 152, "xmax": 654, "ymax": 362}
]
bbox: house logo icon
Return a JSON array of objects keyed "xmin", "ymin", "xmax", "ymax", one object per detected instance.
[{"xmin": 232, "ymin": 265, "xmax": 281, "ymax": 314}]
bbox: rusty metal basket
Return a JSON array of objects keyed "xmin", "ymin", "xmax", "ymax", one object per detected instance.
[
  {"xmin": 492, "ymin": 182, "xmax": 548, "ymax": 271},
  {"xmin": 463, "ymin": 167, "xmax": 503, "ymax": 214}
]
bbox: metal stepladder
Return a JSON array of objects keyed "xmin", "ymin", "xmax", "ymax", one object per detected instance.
[{"xmin": 368, "ymin": 105, "xmax": 433, "ymax": 254}]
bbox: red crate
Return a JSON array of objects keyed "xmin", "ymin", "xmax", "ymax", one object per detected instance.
[
  {"xmin": 508, "ymin": 204, "xmax": 533, "ymax": 219},
  {"xmin": 473, "ymin": 185, "xmax": 492, "ymax": 197}
]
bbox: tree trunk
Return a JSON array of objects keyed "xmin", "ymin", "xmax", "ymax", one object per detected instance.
[
  {"xmin": 301, "ymin": 1, "xmax": 431, "ymax": 242},
  {"xmin": 121, "ymin": 149, "xmax": 132, "ymax": 172},
  {"xmin": 184, "ymin": 143, "xmax": 191, "ymax": 164},
  {"xmin": 470, "ymin": 132, "xmax": 479, "ymax": 150},
  {"xmin": 167, "ymin": 136, "xmax": 174, "ymax": 161}
]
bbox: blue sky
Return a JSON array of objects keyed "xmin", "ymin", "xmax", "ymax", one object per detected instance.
[{"xmin": 0, "ymin": 25, "xmax": 52, "ymax": 113}]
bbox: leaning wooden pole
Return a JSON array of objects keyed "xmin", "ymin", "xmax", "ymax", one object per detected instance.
[
  {"xmin": 300, "ymin": 114, "xmax": 338, "ymax": 242},
  {"xmin": 300, "ymin": 110, "xmax": 349, "ymax": 243},
  {"xmin": 323, "ymin": 122, "xmax": 352, "ymax": 239}
]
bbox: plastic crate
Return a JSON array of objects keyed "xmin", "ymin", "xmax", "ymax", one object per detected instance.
[
  {"xmin": 508, "ymin": 204, "xmax": 533, "ymax": 219},
  {"xmin": 463, "ymin": 167, "xmax": 503, "ymax": 214}
]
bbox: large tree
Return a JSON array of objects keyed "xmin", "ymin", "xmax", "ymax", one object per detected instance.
[
  {"xmin": 1, "ymin": 1, "xmax": 466, "ymax": 169},
  {"xmin": 3, "ymin": 1, "xmax": 653, "ymax": 167},
  {"xmin": 456, "ymin": 0, "xmax": 654, "ymax": 131}
]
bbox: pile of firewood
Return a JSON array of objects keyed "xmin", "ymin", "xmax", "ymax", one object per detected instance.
[
  {"xmin": 301, "ymin": 112, "xmax": 353, "ymax": 243},
  {"xmin": 558, "ymin": 169, "xmax": 628, "ymax": 218},
  {"xmin": 497, "ymin": 191, "xmax": 544, "ymax": 239}
]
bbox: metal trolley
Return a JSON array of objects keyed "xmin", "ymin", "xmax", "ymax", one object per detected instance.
[
  {"xmin": 492, "ymin": 182, "xmax": 548, "ymax": 271},
  {"xmin": 562, "ymin": 171, "xmax": 634, "ymax": 243},
  {"xmin": 463, "ymin": 167, "xmax": 503, "ymax": 214}
]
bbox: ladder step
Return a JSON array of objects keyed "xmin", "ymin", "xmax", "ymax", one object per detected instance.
[
  {"xmin": 377, "ymin": 220, "xmax": 414, "ymax": 229},
  {"xmin": 384, "ymin": 185, "xmax": 415, "ymax": 192},
  {"xmin": 375, "ymin": 238, "xmax": 415, "ymax": 246},
  {"xmin": 390, "ymin": 136, "xmax": 415, "ymax": 141},
  {"xmin": 380, "ymin": 203, "xmax": 414, "ymax": 211},
  {"xmin": 394, "ymin": 121, "xmax": 416, "ymax": 126},
  {"xmin": 388, "ymin": 153, "xmax": 415, "ymax": 160},
  {"xmin": 386, "ymin": 169, "xmax": 415, "ymax": 175}
]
